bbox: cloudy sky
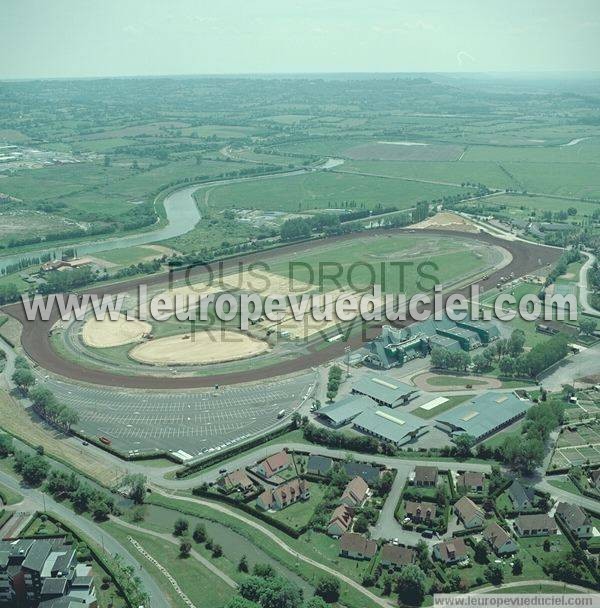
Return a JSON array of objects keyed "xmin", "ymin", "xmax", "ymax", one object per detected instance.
[{"xmin": 2, "ymin": 0, "xmax": 600, "ymax": 79}]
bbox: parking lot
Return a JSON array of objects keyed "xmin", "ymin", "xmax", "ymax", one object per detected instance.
[{"xmin": 40, "ymin": 373, "xmax": 316, "ymax": 458}]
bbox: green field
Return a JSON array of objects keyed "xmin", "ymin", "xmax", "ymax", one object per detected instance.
[{"xmin": 207, "ymin": 170, "xmax": 471, "ymax": 213}]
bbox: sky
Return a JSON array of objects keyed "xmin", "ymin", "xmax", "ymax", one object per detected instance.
[{"xmin": 2, "ymin": 0, "xmax": 600, "ymax": 79}]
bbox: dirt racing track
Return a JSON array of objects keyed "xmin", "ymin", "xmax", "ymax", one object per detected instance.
[{"xmin": 4, "ymin": 228, "xmax": 561, "ymax": 389}]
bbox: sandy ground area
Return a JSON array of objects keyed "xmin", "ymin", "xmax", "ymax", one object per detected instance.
[
  {"xmin": 221, "ymin": 269, "xmax": 314, "ymax": 295},
  {"xmin": 82, "ymin": 314, "xmax": 152, "ymax": 348},
  {"xmin": 258, "ymin": 288, "xmax": 385, "ymax": 340},
  {"xmin": 412, "ymin": 212, "xmax": 480, "ymax": 233},
  {"xmin": 129, "ymin": 331, "xmax": 270, "ymax": 365}
]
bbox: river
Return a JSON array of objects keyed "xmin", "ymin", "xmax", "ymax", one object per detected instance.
[{"xmin": 0, "ymin": 166, "xmax": 320, "ymax": 274}]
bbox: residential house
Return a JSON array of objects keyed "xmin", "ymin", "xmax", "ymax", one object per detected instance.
[
  {"xmin": 328, "ymin": 505, "xmax": 354, "ymax": 537},
  {"xmin": 218, "ymin": 469, "xmax": 255, "ymax": 494},
  {"xmin": 515, "ymin": 514, "xmax": 557, "ymax": 537},
  {"xmin": 343, "ymin": 462, "xmax": 381, "ymax": 485},
  {"xmin": 433, "ymin": 538, "xmax": 468, "ymax": 565},
  {"xmin": 405, "ymin": 500, "xmax": 437, "ymax": 523},
  {"xmin": 454, "ymin": 496, "xmax": 485, "ymax": 529},
  {"xmin": 256, "ymin": 451, "xmax": 290, "ymax": 478},
  {"xmin": 508, "ymin": 480, "xmax": 535, "ymax": 512},
  {"xmin": 456, "ymin": 471, "xmax": 484, "ymax": 493},
  {"xmin": 307, "ymin": 455, "xmax": 333, "ymax": 477},
  {"xmin": 414, "ymin": 466, "xmax": 438, "ymax": 487},
  {"xmin": 341, "ymin": 477, "xmax": 370, "ymax": 508},
  {"xmin": 339, "ymin": 533, "xmax": 377, "ymax": 560},
  {"xmin": 256, "ymin": 478, "xmax": 309, "ymax": 511},
  {"xmin": 483, "ymin": 522, "xmax": 518, "ymax": 555},
  {"xmin": 556, "ymin": 502, "xmax": 593, "ymax": 539},
  {"xmin": 380, "ymin": 544, "xmax": 415, "ymax": 570}
]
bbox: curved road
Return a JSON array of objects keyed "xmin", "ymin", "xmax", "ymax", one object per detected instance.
[
  {"xmin": 0, "ymin": 469, "xmax": 169, "ymax": 607},
  {"xmin": 4, "ymin": 229, "xmax": 560, "ymax": 389},
  {"xmin": 578, "ymin": 251, "xmax": 600, "ymax": 318}
]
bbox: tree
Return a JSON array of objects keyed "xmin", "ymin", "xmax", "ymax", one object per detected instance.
[
  {"xmin": 123, "ymin": 474, "xmax": 146, "ymax": 504},
  {"xmin": 253, "ymin": 563, "xmax": 276, "ymax": 579},
  {"xmin": 452, "ymin": 433, "xmax": 475, "ymax": 457},
  {"xmin": 396, "ymin": 564, "xmax": 427, "ymax": 606},
  {"xmin": 314, "ymin": 575, "xmax": 340, "ymax": 603},
  {"xmin": 508, "ymin": 329, "xmax": 526, "ymax": 356},
  {"xmin": 512, "ymin": 557, "xmax": 523, "ymax": 575},
  {"xmin": 173, "ymin": 518, "xmax": 189, "ymax": 536},
  {"xmin": 472, "ymin": 354, "xmax": 491, "ymax": 374},
  {"xmin": 180, "ymin": 541, "xmax": 192, "ymax": 558},
  {"xmin": 303, "ymin": 598, "xmax": 328, "ymax": 608},
  {"xmin": 238, "ymin": 555, "xmax": 249, "ymax": 573},
  {"xmin": 212, "ymin": 543, "xmax": 223, "ymax": 558},
  {"xmin": 0, "ymin": 434, "xmax": 13, "ymax": 457},
  {"xmin": 474, "ymin": 540, "xmax": 489, "ymax": 564},
  {"xmin": 580, "ymin": 318, "xmax": 597, "ymax": 336},
  {"xmin": 352, "ymin": 514, "xmax": 369, "ymax": 534},
  {"xmin": 193, "ymin": 523, "xmax": 207, "ymax": 543},
  {"xmin": 499, "ymin": 356, "xmax": 515, "ymax": 376},
  {"xmin": 280, "ymin": 218, "xmax": 311, "ymax": 241},
  {"xmin": 92, "ymin": 499, "xmax": 111, "ymax": 521},
  {"xmin": 484, "ymin": 563, "xmax": 503, "ymax": 585},
  {"xmin": 12, "ymin": 368, "xmax": 35, "ymax": 392},
  {"xmin": 430, "ymin": 347, "xmax": 450, "ymax": 370},
  {"xmin": 14, "ymin": 452, "xmax": 49, "ymax": 487}
]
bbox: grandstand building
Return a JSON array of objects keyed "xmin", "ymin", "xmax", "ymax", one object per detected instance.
[{"xmin": 364, "ymin": 317, "xmax": 499, "ymax": 369}]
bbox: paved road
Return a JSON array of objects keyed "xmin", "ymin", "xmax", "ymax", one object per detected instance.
[
  {"xmin": 155, "ymin": 489, "xmax": 394, "ymax": 608},
  {"xmin": 370, "ymin": 464, "xmax": 413, "ymax": 541},
  {"xmin": 578, "ymin": 251, "xmax": 600, "ymax": 318},
  {"xmin": 111, "ymin": 516, "xmax": 237, "ymax": 589},
  {"xmin": 0, "ymin": 470, "xmax": 170, "ymax": 607},
  {"xmin": 539, "ymin": 344, "xmax": 600, "ymax": 390},
  {"xmin": 145, "ymin": 441, "xmax": 494, "ymax": 490}
]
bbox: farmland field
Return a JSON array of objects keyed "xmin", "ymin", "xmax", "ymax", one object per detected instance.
[{"xmin": 206, "ymin": 170, "xmax": 471, "ymax": 213}]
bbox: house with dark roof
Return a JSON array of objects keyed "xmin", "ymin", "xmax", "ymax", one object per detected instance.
[
  {"xmin": 0, "ymin": 538, "xmax": 96, "ymax": 607},
  {"xmin": 342, "ymin": 462, "xmax": 380, "ymax": 485},
  {"xmin": 339, "ymin": 533, "xmax": 377, "ymax": 560},
  {"xmin": 515, "ymin": 514, "xmax": 557, "ymax": 537},
  {"xmin": 307, "ymin": 455, "xmax": 333, "ymax": 477},
  {"xmin": 483, "ymin": 522, "xmax": 518, "ymax": 555},
  {"xmin": 508, "ymin": 480, "xmax": 535, "ymax": 512},
  {"xmin": 454, "ymin": 496, "xmax": 485, "ymax": 529},
  {"xmin": 341, "ymin": 477, "xmax": 370, "ymax": 508},
  {"xmin": 328, "ymin": 505, "xmax": 354, "ymax": 537},
  {"xmin": 405, "ymin": 500, "xmax": 437, "ymax": 523},
  {"xmin": 256, "ymin": 451, "xmax": 290, "ymax": 478},
  {"xmin": 589, "ymin": 469, "xmax": 600, "ymax": 489},
  {"xmin": 414, "ymin": 466, "xmax": 438, "ymax": 487},
  {"xmin": 433, "ymin": 538, "xmax": 468, "ymax": 564},
  {"xmin": 556, "ymin": 502, "xmax": 593, "ymax": 539},
  {"xmin": 380, "ymin": 544, "xmax": 415, "ymax": 570},
  {"xmin": 456, "ymin": 471, "xmax": 484, "ymax": 493}
]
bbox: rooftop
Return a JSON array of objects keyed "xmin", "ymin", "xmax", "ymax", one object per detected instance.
[
  {"xmin": 435, "ymin": 391, "xmax": 530, "ymax": 440},
  {"xmin": 351, "ymin": 374, "xmax": 417, "ymax": 405},
  {"xmin": 317, "ymin": 394, "xmax": 376, "ymax": 426}
]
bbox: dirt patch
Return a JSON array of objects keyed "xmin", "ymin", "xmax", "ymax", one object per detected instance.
[
  {"xmin": 412, "ymin": 212, "xmax": 480, "ymax": 233},
  {"xmin": 129, "ymin": 331, "xmax": 270, "ymax": 365},
  {"xmin": 82, "ymin": 315, "xmax": 152, "ymax": 348}
]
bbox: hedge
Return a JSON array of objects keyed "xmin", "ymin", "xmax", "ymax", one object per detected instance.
[
  {"xmin": 176, "ymin": 423, "xmax": 295, "ymax": 478},
  {"xmin": 191, "ymin": 487, "xmax": 305, "ymax": 538}
]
